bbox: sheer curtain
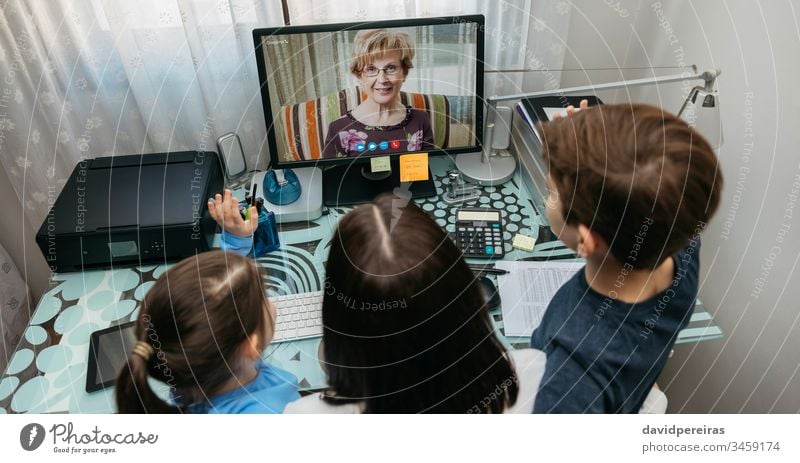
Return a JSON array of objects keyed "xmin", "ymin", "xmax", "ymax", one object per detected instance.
[
  {"xmin": 0, "ymin": 0, "xmax": 284, "ymax": 227},
  {"xmin": 287, "ymin": 0, "xmax": 573, "ymax": 95},
  {"xmin": 0, "ymin": 0, "xmax": 571, "ymax": 226}
]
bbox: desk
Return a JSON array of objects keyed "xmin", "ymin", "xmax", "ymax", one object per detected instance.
[{"xmin": 0, "ymin": 156, "xmax": 723, "ymax": 413}]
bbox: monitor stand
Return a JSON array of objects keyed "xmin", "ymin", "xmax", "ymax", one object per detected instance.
[{"xmin": 322, "ymin": 158, "xmax": 436, "ymax": 206}]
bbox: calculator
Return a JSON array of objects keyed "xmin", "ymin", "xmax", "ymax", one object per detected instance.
[{"xmin": 455, "ymin": 208, "xmax": 504, "ymax": 258}]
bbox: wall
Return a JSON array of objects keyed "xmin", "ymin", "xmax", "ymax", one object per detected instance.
[{"xmin": 561, "ymin": 0, "xmax": 800, "ymax": 412}]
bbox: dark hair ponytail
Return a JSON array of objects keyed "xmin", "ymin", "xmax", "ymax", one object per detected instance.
[
  {"xmin": 116, "ymin": 346, "xmax": 178, "ymax": 413},
  {"xmin": 116, "ymin": 251, "xmax": 269, "ymax": 413}
]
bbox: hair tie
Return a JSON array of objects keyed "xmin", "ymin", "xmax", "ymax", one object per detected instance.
[{"xmin": 132, "ymin": 341, "xmax": 155, "ymax": 361}]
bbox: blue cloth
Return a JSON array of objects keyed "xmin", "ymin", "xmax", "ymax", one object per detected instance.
[
  {"xmin": 219, "ymin": 231, "xmax": 254, "ymax": 256},
  {"xmin": 183, "ymin": 360, "xmax": 300, "ymax": 414},
  {"xmin": 530, "ymin": 242, "xmax": 700, "ymax": 413}
]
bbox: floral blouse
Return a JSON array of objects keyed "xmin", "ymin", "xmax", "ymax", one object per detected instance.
[{"xmin": 321, "ymin": 106, "xmax": 434, "ymax": 158}]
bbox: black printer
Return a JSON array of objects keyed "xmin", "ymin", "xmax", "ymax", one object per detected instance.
[{"xmin": 36, "ymin": 151, "xmax": 224, "ymax": 272}]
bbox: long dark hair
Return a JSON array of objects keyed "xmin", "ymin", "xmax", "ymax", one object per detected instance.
[
  {"xmin": 322, "ymin": 195, "xmax": 518, "ymax": 413},
  {"xmin": 116, "ymin": 251, "xmax": 271, "ymax": 413}
]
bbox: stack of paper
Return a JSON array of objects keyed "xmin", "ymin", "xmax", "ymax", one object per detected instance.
[{"xmin": 495, "ymin": 261, "xmax": 584, "ymax": 337}]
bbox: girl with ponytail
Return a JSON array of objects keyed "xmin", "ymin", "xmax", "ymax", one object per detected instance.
[{"xmin": 115, "ymin": 250, "xmax": 298, "ymax": 413}]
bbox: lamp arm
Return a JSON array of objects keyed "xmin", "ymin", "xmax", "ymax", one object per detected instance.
[
  {"xmin": 475, "ymin": 68, "xmax": 721, "ymax": 171},
  {"xmin": 700, "ymin": 68, "xmax": 721, "ymax": 92},
  {"xmin": 486, "ymin": 69, "xmax": 720, "ymax": 103}
]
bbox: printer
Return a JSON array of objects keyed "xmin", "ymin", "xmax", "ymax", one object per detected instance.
[{"xmin": 37, "ymin": 151, "xmax": 224, "ymax": 272}]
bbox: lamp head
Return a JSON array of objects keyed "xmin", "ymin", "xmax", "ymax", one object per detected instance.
[{"xmin": 679, "ymin": 86, "xmax": 723, "ymax": 150}]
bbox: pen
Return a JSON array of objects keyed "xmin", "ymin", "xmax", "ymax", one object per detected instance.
[
  {"xmin": 468, "ymin": 265, "xmax": 509, "ymax": 275},
  {"xmin": 245, "ymin": 183, "xmax": 258, "ymax": 221}
]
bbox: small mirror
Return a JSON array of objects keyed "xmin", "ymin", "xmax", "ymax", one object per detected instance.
[{"xmin": 216, "ymin": 132, "xmax": 248, "ymax": 180}]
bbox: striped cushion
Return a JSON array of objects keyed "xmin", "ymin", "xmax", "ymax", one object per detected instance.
[{"xmin": 282, "ymin": 87, "xmax": 452, "ymax": 161}]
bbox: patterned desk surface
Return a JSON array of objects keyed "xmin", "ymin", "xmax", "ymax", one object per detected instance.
[{"xmin": 0, "ymin": 156, "xmax": 723, "ymax": 413}]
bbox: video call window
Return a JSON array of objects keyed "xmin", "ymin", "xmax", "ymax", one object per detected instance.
[{"xmin": 257, "ymin": 21, "xmax": 480, "ymax": 163}]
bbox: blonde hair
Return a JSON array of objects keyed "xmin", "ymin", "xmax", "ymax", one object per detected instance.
[{"xmin": 349, "ymin": 29, "xmax": 415, "ymax": 77}]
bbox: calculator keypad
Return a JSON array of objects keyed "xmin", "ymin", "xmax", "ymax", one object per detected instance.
[{"xmin": 457, "ymin": 222, "xmax": 504, "ymax": 258}]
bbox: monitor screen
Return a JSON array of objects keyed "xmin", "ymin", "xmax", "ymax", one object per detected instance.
[{"xmin": 254, "ymin": 15, "xmax": 484, "ymax": 168}]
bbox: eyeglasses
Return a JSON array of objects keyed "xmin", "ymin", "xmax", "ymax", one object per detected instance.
[{"xmin": 361, "ymin": 64, "xmax": 401, "ymax": 77}]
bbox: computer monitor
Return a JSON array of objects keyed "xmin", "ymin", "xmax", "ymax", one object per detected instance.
[{"xmin": 253, "ymin": 15, "xmax": 484, "ymax": 205}]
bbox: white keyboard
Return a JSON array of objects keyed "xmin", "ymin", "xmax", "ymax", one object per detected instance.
[{"xmin": 271, "ymin": 291, "xmax": 324, "ymax": 343}]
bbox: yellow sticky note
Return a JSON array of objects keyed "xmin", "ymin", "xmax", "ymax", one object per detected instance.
[
  {"xmin": 370, "ymin": 156, "xmax": 391, "ymax": 173},
  {"xmin": 512, "ymin": 233, "xmax": 537, "ymax": 251},
  {"xmin": 399, "ymin": 153, "xmax": 429, "ymax": 182}
]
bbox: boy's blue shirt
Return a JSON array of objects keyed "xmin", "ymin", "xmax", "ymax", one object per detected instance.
[{"xmin": 530, "ymin": 241, "xmax": 701, "ymax": 413}]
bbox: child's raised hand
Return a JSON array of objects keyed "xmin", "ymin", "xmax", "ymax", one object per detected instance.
[
  {"xmin": 551, "ymin": 99, "xmax": 590, "ymax": 120},
  {"xmin": 208, "ymin": 189, "xmax": 259, "ymax": 237}
]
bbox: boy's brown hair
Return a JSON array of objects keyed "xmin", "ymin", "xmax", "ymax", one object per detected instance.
[{"xmin": 539, "ymin": 103, "xmax": 723, "ymax": 269}]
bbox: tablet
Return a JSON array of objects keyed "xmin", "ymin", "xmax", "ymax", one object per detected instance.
[
  {"xmin": 85, "ymin": 321, "xmax": 137, "ymax": 393},
  {"xmin": 520, "ymin": 95, "xmax": 603, "ymax": 123},
  {"xmin": 518, "ymin": 95, "xmax": 604, "ymax": 143}
]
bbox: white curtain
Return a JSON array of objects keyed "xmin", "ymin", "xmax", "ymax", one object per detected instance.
[
  {"xmin": 0, "ymin": 0, "xmax": 571, "ymax": 226},
  {"xmin": 287, "ymin": 0, "xmax": 573, "ymax": 95},
  {"xmin": 0, "ymin": 0, "xmax": 284, "ymax": 227}
]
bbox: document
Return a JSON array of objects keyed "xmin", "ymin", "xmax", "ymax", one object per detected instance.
[{"xmin": 495, "ymin": 260, "xmax": 584, "ymax": 337}]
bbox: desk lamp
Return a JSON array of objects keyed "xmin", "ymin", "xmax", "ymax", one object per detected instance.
[{"xmin": 456, "ymin": 68, "xmax": 722, "ymax": 185}]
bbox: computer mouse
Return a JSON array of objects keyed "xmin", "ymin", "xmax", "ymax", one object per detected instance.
[{"xmin": 479, "ymin": 276, "xmax": 501, "ymax": 309}]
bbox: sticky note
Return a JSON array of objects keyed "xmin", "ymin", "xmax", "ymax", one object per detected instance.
[
  {"xmin": 399, "ymin": 153, "xmax": 428, "ymax": 182},
  {"xmin": 512, "ymin": 233, "xmax": 537, "ymax": 251},
  {"xmin": 370, "ymin": 156, "xmax": 391, "ymax": 173}
]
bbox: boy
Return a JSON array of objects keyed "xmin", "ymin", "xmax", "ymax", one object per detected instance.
[{"xmin": 530, "ymin": 103, "xmax": 723, "ymax": 413}]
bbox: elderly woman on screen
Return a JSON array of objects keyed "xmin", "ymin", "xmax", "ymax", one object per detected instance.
[{"xmin": 322, "ymin": 29, "xmax": 434, "ymax": 158}]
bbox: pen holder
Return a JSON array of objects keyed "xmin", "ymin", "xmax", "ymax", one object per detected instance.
[{"xmin": 253, "ymin": 210, "xmax": 280, "ymax": 257}]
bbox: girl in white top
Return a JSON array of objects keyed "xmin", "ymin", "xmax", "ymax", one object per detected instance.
[
  {"xmin": 284, "ymin": 196, "xmax": 546, "ymax": 414},
  {"xmin": 286, "ymin": 349, "xmax": 545, "ymax": 414}
]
